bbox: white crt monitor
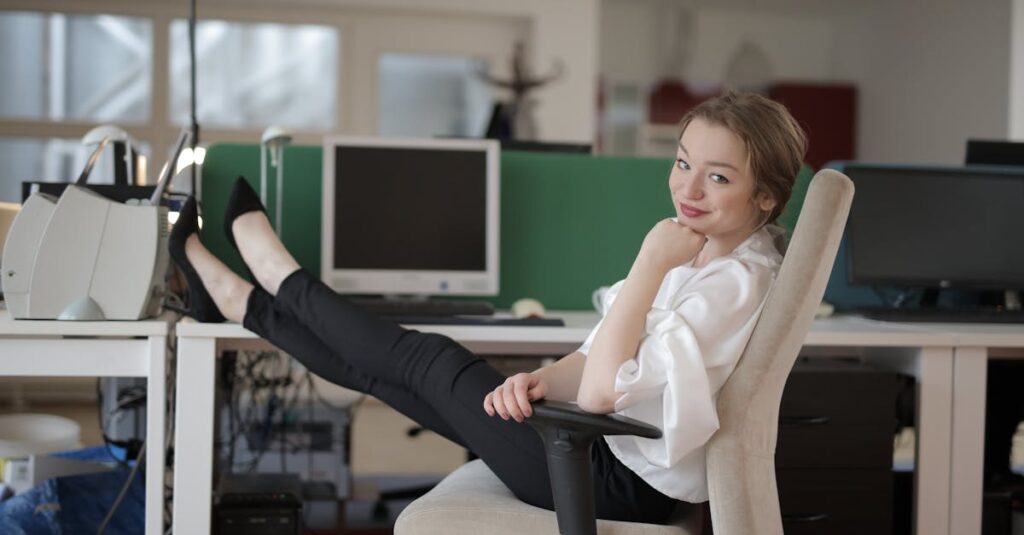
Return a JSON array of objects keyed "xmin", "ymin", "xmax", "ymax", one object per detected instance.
[{"xmin": 321, "ymin": 136, "xmax": 500, "ymax": 296}]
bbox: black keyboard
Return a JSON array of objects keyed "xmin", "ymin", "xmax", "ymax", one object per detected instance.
[
  {"xmin": 391, "ymin": 315, "xmax": 565, "ymax": 326},
  {"xmin": 858, "ymin": 307, "xmax": 1024, "ymax": 324},
  {"xmin": 348, "ymin": 297, "xmax": 495, "ymax": 317}
]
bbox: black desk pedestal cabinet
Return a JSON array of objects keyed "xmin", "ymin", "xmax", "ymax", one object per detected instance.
[{"xmin": 776, "ymin": 359, "xmax": 899, "ymax": 535}]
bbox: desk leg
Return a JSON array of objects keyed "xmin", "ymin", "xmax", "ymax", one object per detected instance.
[
  {"xmin": 914, "ymin": 347, "xmax": 955, "ymax": 535},
  {"xmin": 146, "ymin": 336, "xmax": 167, "ymax": 535},
  {"xmin": 172, "ymin": 337, "xmax": 216, "ymax": 535},
  {"xmin": 950, "ymin": 347, "xmax": 987, "ymax": 535},
  {"xmin": 867, "ymin": 346, "xmax": 953, "ymax": 535}
]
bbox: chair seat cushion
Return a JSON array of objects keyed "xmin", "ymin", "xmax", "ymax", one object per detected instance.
[{"xmin": 395, "ymin": 459, "xmax": 697, "ymax": 535}]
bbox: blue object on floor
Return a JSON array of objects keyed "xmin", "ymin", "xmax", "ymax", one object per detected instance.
[
  {"xmin": 0, "ymin": 480, "xmax": 60, "ymax": 535},
  {"xmin": 0, "ymin": 446, "xmax": 144, "ymax": 535},
  {"xmin": 57, "ymin": 469, "xmax": 146, "ymax": 535},
  {"xmin": 53, "ymin": 444, "xmax": 127, "ymax": 463}
]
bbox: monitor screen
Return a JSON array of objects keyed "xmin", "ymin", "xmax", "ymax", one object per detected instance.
[
  {"xmin": 846, "ymin": 164, "xmax": 1024, "ymax": 290},
  {"xmin": 321, "ymin": 137, "xmax": 499, "ymax": 295},
  {"xmin": 966, "ymin": 139, "xmax": 1024, "ymax": 167}
]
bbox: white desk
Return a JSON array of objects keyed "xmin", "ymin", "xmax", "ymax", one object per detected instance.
[
  {"xmin": 0, "ymin": 310, "xmax": 170, "ymax": 535},
  {"xmin": 172, "ymin": 313, "xmax": 985, "ymax": 535},
  {"xmin": 913, "ymin": 323, "xmax": 1024, "ymax": 535}
]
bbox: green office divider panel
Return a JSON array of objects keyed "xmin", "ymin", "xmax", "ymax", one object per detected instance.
[
  {"xmin": 777, "ymin": 165, "xmax": 813, "ymax": 233},
  {"xmin": 201, "ymin": 144, "xmax": 811, "ymax": 311},
  {"xmin": 201, "ymin": 144, "xmax": 323, "ymax": 283},
  {"xmin": 497, "ymin": 152, "xmax": 674, "ymax": 309}
]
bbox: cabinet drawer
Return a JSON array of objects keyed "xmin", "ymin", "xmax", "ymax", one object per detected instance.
[
  {"xmin": 778, "ymin": 468, "xmax": 892, "ymax": 535},
  {"xmin": 781, "ymin": 360, "xmax": 899, "ymax": 427},
  {"xmin": 776, "ymin": 421, "xmax": 893, "ymax": 468}
]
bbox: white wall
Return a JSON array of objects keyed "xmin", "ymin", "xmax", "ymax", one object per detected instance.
[
  {"xmin": 600, "ymin": 0, "xmax": 1014, "ymax": 164},
  {"xmin": 831, "ymin": 0, "xmax": 1011, "ymax": 164},
  {"xmin": 601, "ymin": 0, "xmax": 836, "ymax": 87},
  {"xmin": 1011, "ymin": 0, "xmax": 1024, "ymax": 139},
  {"xmin": 600, "ymin": 0, "xmax": 668, "ymax": 86},
  {"xmin": 687, "ymin": 8, "xmax": 834, "ymax": 84}
]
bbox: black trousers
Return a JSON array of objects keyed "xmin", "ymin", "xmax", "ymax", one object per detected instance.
[{"xmin": 241, "ymin": 269, "xmax": 684, "ymax": 524}]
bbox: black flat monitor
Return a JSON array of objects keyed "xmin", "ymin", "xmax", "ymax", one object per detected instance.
[
  {"xmin": 845, "ymin": 163, "xmax": 1024, "ymax": 290},
  {"xmin": 966, "ymin": 139, "xmax": 1024, "ymax": 167}
]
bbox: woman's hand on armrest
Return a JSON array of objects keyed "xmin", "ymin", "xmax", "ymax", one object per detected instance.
[{"xmin": 483, "ymin": 373, "xmax": 548, "ymax": 423}]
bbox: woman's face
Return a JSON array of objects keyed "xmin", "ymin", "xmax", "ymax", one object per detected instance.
[{"xmin": 669, "ymin": 118, "xmax": 776, "ymax": 241}]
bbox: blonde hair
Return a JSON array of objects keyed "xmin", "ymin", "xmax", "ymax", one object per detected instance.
[{"xmin": 678, "ymin": 91, "xmax": 807, "ymax": 225}]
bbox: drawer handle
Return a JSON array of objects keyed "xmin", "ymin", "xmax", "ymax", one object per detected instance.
[
  {"xmin": 783, "ymin": 512, "xmax": 830, "ymax": 523},
  {"xmin": 780, "ymin": 415, "xmax": 831, "ymax": 426}
]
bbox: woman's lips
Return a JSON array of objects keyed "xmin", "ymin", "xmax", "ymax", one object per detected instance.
[{"xmin": 679, "ymin": 203, "xmax": 708, "ymax": 218}]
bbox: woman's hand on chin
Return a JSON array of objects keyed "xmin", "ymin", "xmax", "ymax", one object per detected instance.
[
  {"xmin": 483, "ymin": 373, "xmax": 548, "ymax": 423},
  {"xmin": 637, "ymin": 219, "xmax": 706, "ymax": 272}
]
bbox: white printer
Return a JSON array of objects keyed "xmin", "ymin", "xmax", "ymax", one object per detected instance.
[{"xmin": 1, "ymin": 131, "xmax": 188, "ymax": 320}]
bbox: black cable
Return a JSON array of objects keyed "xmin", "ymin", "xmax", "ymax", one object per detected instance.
[
  {"xmin": 226, "ymin": 355, "xmax": 239, "ymax": 471},
  {"xmin": 96, "ymin": 440, "xmax": 146, "ymax": 535},
  {"xmin": 188, "ymin": 0, "xmax": 198, "ymax": 195},
  {"xmin": 162, "ymin": 334, "xmax": 178, "ymax": 533},
  {"xmin": 223, "ymin": 351, "xmax": 336, "ymax": 475},
  {"xmin": 238, "ymin": 351, "xmax": 276, "ymax": 472},
  {"xmin": 280, "ymin": 359, "xmax": 302, "ymax": 473}
]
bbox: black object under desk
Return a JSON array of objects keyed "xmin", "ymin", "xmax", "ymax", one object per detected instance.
[{"xmin": 776, "ymin": 358, "xmax": 899, "ymax": 535}]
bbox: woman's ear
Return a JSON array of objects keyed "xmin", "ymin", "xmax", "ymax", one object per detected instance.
[{"xmin": 755, "ymin": 192, "xmax": 777, "ymax": 213}]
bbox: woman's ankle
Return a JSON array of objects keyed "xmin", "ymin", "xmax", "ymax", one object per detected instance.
[
  {"xmin": 185, "ymin": 235, "xmax": 251, "ymax": 321},
  {"xmin": 233, "ymin": 212, "xmax": 301, "ymax": 295},
  {"xmin": 259, "ymin": 261, "xmax": 301, "ymax": 297},
  {"xmin": 219, "ymin": 279, "xmax": 253, "ymax": 322}
]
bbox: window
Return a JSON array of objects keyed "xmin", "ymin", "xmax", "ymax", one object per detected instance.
[
  {"xmin": 0, "ymin": 138, "xmax": 74, "ymax": 201},
  {"xmin": 0, "ymin": 6, "xmax": 528, "ymax": 203},
  {"xmin": 0, "ymin": 12, "xmax": 152, "ymax": 123},
  {"xmin": 377, "ymin": 53, "xmax": 492, "ymax": 138},
  {"xmin": 169, "ymin": 19, "xmax": 338, "ymax": 130}
]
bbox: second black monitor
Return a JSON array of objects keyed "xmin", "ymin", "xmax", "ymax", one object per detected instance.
[
  {"xmin": 844, "ymin": 163, "xmax": 1024, "ymax": 290},
  {"xmin": 966, "ymin": 139, "xmax": 1024, "ymax": 167}
]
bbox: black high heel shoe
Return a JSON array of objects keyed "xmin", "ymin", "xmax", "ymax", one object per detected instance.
[
  {"xmin": 224, "ymin": 176, "xmax": 269, "ymax": 253},
  {"xmin": 167, "ymin": 197, "xmax": 226, "ymax": 323},
  {"xmin": 222, "ymin": 176, "xmax": 273, "ymax": 290}
]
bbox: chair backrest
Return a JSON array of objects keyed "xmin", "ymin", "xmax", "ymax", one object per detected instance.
[{"xmin": 704, "ymin": 169, "xmax": 854, "ymax": 535}]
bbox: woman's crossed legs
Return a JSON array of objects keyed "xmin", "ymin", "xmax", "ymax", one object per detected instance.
[
  {"xmin": 181, "ymin": 204, "xmax": 681, "ymax": 523},
  {"xmin": 184, "ymin": 211, "xmax": 555, "ymax": 508}
]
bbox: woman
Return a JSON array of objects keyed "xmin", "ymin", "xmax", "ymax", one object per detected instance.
[{"xmin": 169, "ymin": 91, "xmax": 806, "ymax": 524}]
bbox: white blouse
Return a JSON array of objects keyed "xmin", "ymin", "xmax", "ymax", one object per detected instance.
[{"xmin": 577, "ymin": 225, "xmax": 784, "ymax": 503}]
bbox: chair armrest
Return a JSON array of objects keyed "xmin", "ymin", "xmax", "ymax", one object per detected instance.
[
  {"xmin": 529, "ymin": 400, "xmax": 662, "ymax": 439},
  {"xmin": 525, "ymin": 400, "xmax": 663, "ymax": 535}
]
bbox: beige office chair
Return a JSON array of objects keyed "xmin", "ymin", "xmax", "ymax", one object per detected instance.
[{"xmin": 395, "ymin": 169, "xmax": 854, "ymax": 535}]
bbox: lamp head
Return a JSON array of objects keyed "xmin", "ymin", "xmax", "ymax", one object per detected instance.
[
  {"xmin": 261, "ymin": 126, "xmax": 293, "ymax": 147},
  {"xmin": 82, "ymin": 125, "xmax": 131, "ymax": 146},
  {"xmin": 261, "ymin": 126, "xmax": 292, "ymax": 168}
]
